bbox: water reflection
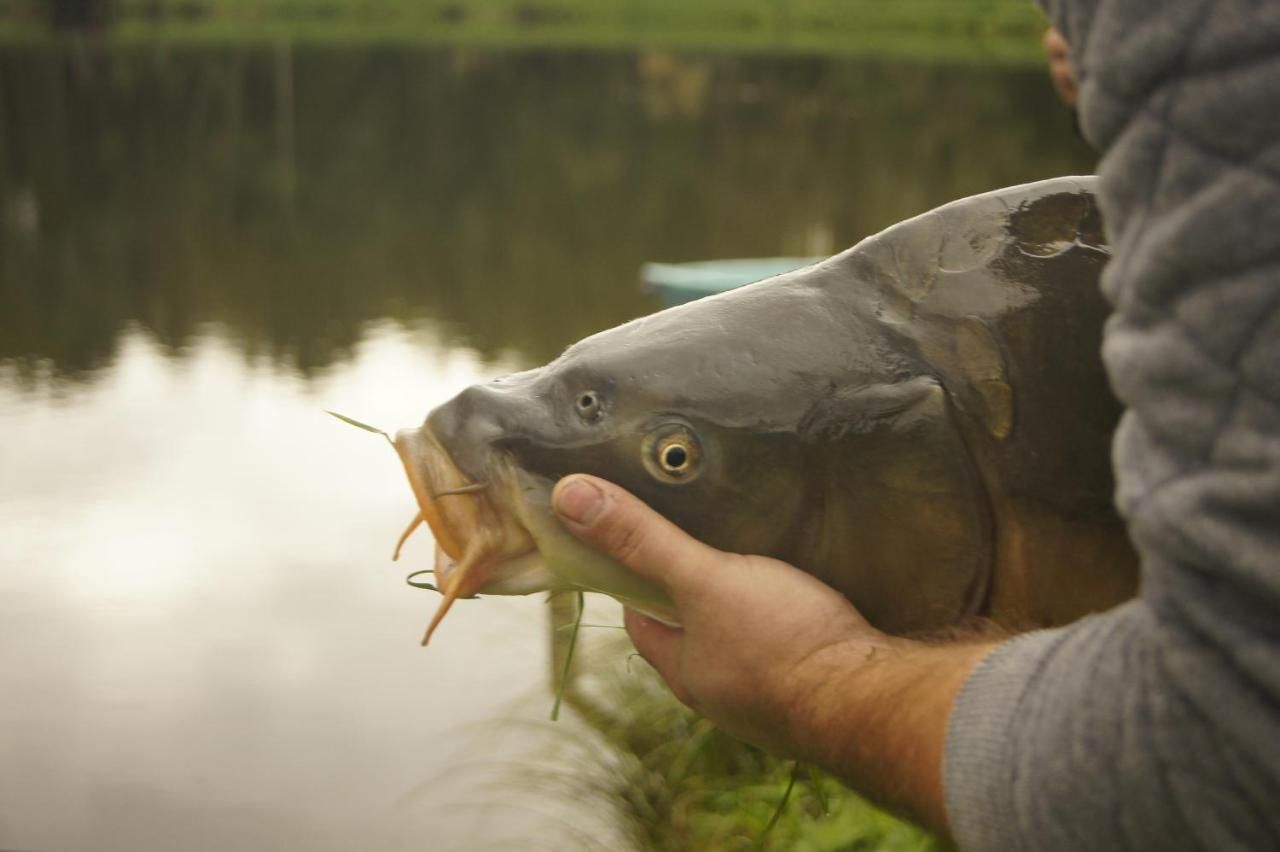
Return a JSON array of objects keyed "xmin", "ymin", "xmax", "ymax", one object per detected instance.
[
  {"xmin": 0, "ymin": 46, "xmax": 1092, "ymax": 380},
  {"xmin": 0, "ymin": 325, "xmax": 612, "ymax": 850},
  {"xmin": 0, "ymin": 44, "xmax": 1094, "ymax": 851}
]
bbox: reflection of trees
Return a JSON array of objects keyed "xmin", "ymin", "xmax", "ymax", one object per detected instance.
[{"xmin": 0, "ymin": 46, "xmax": 1093, "ymax": 379}]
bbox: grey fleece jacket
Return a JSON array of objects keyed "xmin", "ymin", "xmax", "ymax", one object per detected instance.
[{"xmin": 943, "ymin": 2, "xmax": 1280, "ymax": 851}]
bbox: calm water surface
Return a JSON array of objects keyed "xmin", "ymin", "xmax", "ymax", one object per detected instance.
[{"xmin": 0, "ymin": 45, "xmax": 1093, "ymax": 850}]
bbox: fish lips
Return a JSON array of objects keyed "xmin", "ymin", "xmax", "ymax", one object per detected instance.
[
  {"xmin": 393, "ymin": 425, "xmax": 553, "ymax": 642},
  {"xmin": 393, "ymin": 425, "xmax": 471, "ymax": 562}
]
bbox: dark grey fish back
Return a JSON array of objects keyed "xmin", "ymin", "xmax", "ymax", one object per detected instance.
[{"xmin": 834, "ymin": 177, "xmax": 1120, "ymax": 518}]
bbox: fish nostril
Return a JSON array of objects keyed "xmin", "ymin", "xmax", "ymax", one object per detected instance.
[{"xmin": 429, "ymin": 385, "xmax": 508, "ymax": 452}]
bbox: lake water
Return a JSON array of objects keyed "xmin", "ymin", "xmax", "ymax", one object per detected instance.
[{"xmin": 0, "ymin": 44, "xmax": 1093, "ymax": 851}]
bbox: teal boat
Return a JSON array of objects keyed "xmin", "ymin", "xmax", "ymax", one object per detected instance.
[{"xmin": 640, "ymin": 257, "xmax": 825, "ymax": 307}]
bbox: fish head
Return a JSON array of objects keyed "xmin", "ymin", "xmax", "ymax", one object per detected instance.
[
  {"xmin": 401, "ymin": 258, "xmax": 994, "ymax": 640},
  {"xmin": 397, "ymin": 271, "xmax": 872, "ymax": 639}
]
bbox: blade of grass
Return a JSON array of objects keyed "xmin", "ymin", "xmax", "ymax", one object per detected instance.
[
  {"xmin": 405, "ymin": 570, "xmax": 478, "ymax": 599},
  {"xmin": 752, "ymin": 760, "xmax": 801, "ymax": 851},
  {"xmin": 405, "ymin": 569, "xmax": 439, "ymax": 592},
  {"xmin": 550, "ymin": 590, "xmax": 585, "ymax": 721},
  {"xmin": 806, "ymin": 764, "xmax": 829, "ymax": 817},
  {"xmin": 326, "ymin": 409, "xmax": 395, "ymax": 448}
]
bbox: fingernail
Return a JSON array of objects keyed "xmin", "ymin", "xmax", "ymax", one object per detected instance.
[{"xmin": 555, "ymin": 478, "xmax": 604, "ymax": 525}]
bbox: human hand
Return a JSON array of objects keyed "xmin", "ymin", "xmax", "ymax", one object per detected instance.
[
  {"xmin": 552, "ymin": 473, "xmax": 885, "ymax": 757},
  {"xmin": 552, "ymin": 474, "xmax": 995, "ymax": 835},
  {"xmin": 1044, "ymin": 26, "xmax": 1079, "ymax": 108}
]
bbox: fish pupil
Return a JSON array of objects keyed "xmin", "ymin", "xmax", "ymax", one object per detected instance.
[{"xmin": 663, "ymin": 445, "xmax": 688, "ymax": 471}]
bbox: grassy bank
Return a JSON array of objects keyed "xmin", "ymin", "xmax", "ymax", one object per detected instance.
[
  {"xmin": 4, "ymin": 0, "xmax": 1049, "ymax": 63},
  {"xmin": 539, "ymin": 622, "xmax": 942, "ymax": 852}
]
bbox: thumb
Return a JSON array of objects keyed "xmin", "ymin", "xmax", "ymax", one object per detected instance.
[{"xmin": 552, "ymin": 474, "xmax": 726, "ymax": 596}]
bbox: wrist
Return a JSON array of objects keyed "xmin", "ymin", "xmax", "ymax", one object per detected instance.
[{"xmin": 787, "ymin": 634, "xmax": 998, "ymax": 835}]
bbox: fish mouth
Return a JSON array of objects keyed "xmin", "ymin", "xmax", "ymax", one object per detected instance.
[{"xmin": 393, "ymin": 426, "xmax": 541, "ymax": 644}]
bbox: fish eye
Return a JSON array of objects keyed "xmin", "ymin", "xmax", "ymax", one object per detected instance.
[
  {"xmin": 643, "ymin": 425, "xmax": 701, "ymax": 484},
  {"xmin": 575, "ymin": 390, "xmax": 602, "ymax": 423}
]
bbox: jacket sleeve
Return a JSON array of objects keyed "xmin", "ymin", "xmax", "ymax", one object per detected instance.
[{"xmin": 943, "ymin": 2, "xmax": 1280, "ymax": 849}]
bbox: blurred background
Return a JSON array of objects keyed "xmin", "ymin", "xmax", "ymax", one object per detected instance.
[{"xmin": 0, "ymin": 2, "xmax": 1093, "ymax": 850}]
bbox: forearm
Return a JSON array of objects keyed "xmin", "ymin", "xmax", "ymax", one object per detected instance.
[{"xmin": 787, "ymin": 636, "xmax": 997, "ymax": 836}]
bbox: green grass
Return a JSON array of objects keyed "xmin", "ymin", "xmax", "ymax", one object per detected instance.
[
  {"xmin": 3, "ymin": 0, "xmax": 1050, "ymax": 63},
  {"xmin": 538, "ymin": 615, "xmax": 942, "ymax": 852}
]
